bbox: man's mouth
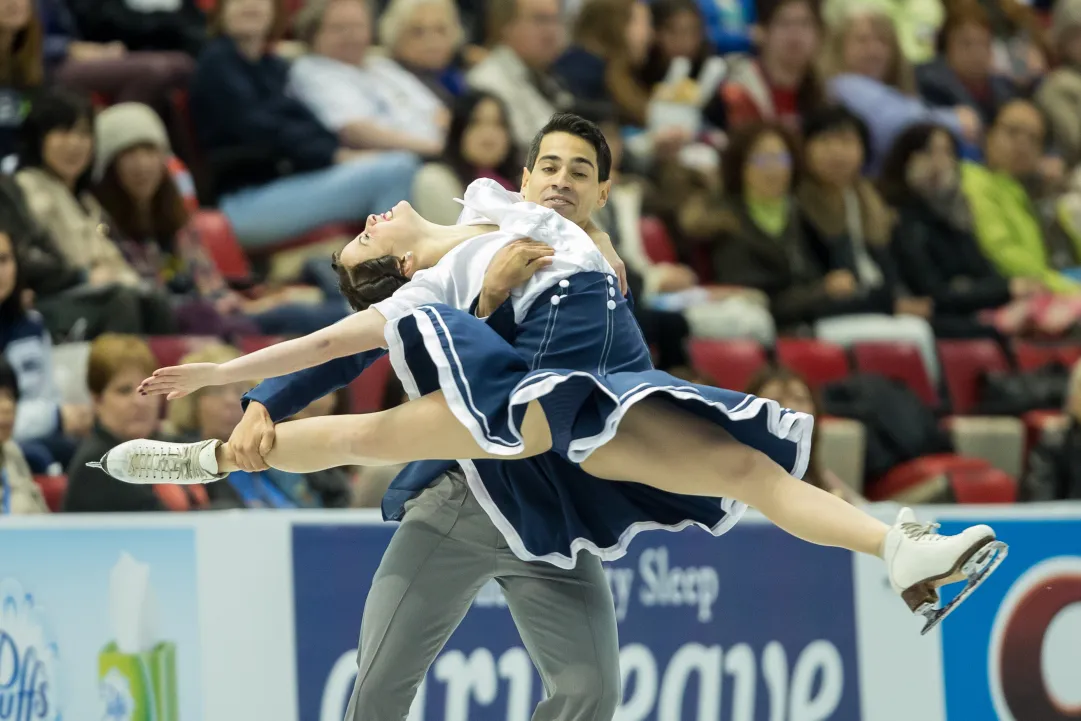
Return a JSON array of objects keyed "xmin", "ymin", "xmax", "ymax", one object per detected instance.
[{"xmin": 544, "ymin": 196, "xmax": 574, "ymax": 207}]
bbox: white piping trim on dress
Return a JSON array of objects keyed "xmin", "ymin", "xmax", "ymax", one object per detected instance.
[
  {"xmin": 457, "ymin": 459, "xmax": 747, "ymax": 569},
  {"xmin": 384, "ymin": 316, "xmax": 421, "ymax": 400}
]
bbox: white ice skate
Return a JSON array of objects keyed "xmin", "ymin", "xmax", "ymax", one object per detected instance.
[
  {"xmin": 88, "ymin": 439, "xmax": 226, "ymax": 485},
  {"xmin": 882, "ymin": 508, "xmax": 1007, "ymax": 635}
]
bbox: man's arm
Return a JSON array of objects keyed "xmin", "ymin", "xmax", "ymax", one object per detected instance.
[{"xmin": 242, "ymin": 350, "xmax": 385, "ymax": 423}]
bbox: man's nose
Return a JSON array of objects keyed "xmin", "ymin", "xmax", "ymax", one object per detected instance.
[{"xmin": 549, "ymin": 170, "xmax": 571, "ymax": 188}]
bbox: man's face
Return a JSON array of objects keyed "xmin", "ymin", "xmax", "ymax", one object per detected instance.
[
  {"xmin": 521, "ymin": 132, "xmax": 610, "ymax": 227},
  {"xmin": 986, "ymin": 102, "xmax": 1044, "ymax": 178},
  {"xmin": 503, "ymin": 0, "xmax": 565, "ymax": 69},
  {"xmin": 314, "ymin": 0, "xmax": 371, "ymax": 66}
]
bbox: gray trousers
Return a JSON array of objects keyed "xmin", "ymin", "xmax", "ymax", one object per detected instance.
[{"xmin": 344, "ymin": 471, "xmax": 622, "ymax": 721}]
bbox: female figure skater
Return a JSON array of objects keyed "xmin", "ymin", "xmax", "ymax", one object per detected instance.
[{"xmin": 95, "ymin": 114, "xmax": 1004, "ymax": 633}]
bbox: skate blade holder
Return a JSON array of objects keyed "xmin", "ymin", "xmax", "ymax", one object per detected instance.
[{"xmin": 916, "ymin": 539, "xmax": 1009, "ymax": 636}]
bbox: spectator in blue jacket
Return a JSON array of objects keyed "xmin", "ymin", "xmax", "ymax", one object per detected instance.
[
  {"xmin": 0, "ymin": 225, "xmax": 90, "ymax": 472},
  {"xmin": 190, "ymin": 0, "xmax": 419, "ymax": 249}
]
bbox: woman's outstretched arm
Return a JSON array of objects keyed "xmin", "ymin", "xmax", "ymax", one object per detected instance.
[{"xmin": 139, "ymin": 309, "xmax": 389, "ymax": 399}]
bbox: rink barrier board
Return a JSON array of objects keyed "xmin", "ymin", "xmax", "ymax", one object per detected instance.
[{"xmin": 1, "ymin": 503, "xmax": 1078, "ymax": 721}]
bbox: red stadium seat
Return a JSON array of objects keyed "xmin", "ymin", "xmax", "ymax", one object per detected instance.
[
  {"xmin": 865, "ymin": 454, "xmax": 989, "ymax": 502},
  {"xmin": 1013, "ymin": 341, "xmax": 1063, "ymax": 371},
  {"xmin": 775, "ymin": 339, "xmax": 849, "ymax": 390},
  {"xmin": 937, "ymin": 340, "xmax": 1010, "ymax": 415},
  {"xmin": 852, "ymin": 342, "xmax": 937, "ymax": 406},
  {"xmin": 149, "ymin": 336, "xmax": 218, "ymax": 368},
  {"xmin": 191, "ymin": 211, "xmax": 252, "ymax": 282},
  {"xmin": 639, "ymin": 216, "xmax": 679, "ymax": 265},
  {"xmin": 948, "ymin": 466, "xmax": 1018, "ymax": 504},
  {"xmin": 1059, "ymin": 344, "xmax": 1081, "ymax": 368},
  {"xmin": 154, "ymin": 485, "xmax": 211, "ymax": 511},
  {"xmin": 349, "ymin": 355, "xmax": 394, "ymax": 413},
  {"xmin": 238, "ymin": 335, "xmax": 284, "ymax": 354},
  {"xmin": 688, "ymin": 339, "xmax": 767, "ymax": 391},
  {"xmin": 32, "ymin": 475, "xmax": 66, "ymax": 512}
]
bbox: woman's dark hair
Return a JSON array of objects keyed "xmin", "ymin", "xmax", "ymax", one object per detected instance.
[
  {"xmin": 0, "ymin": 355, "xmax": 20, "ymax": 403},
  {"xmin": 332, "ymin": 251, "xmax": 409, "ymax": 311},
  {"xmin": 95, "ymin": 147, "xmax": 191, "ymax": 250},
  {"xmin": 721, "ymin": 122, "xmax": 800, "ymax": 197},
  {"xmin": 639, "ymin": 0, "xmax": 710, "ymax": 87},
  {"xmin": 16, "ymin": 89, "xmax": 95, "ymax": 197},
  {"xmin": 0, "ymin": 1, "xmax": 43, "ymax": 88},
  {"xmin": 758, "ymin": 0, "xmax": 825, "ymax": 116},
  {"xmin": 878, "ymin": 123, "xmax": 959, "ymax": 206},
  {"xmin": 801, "ymin": 105, "xmax": 870, "ymax": 149},
  {"xmin": 0, "ymin": 227, "xmax": 25, "ymax": 326},
  {"xmin": 744, "ymin": 365, "xmax": 824, "ymax": 489},
  {"xmin": 443, "ymin": 91, "xmax": 521, "ymax": 186}
]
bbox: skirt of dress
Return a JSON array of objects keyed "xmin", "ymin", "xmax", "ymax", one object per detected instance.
[{"xmin": 381, "ymin": 272, "xmax": 813, "ymax": 565}]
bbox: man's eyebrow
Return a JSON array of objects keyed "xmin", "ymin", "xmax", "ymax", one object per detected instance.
[{"xmin": 539, "ymin": 154, "xmax": 596, "ymax": 169}]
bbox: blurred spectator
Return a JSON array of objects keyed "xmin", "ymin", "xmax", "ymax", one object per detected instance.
[
  {"xmin": 820, "ymin": 4, "xmax": 980, "ymax": 173},
  {"xmin": 0, "ymin": 224, "xmax": 89, "ymax": 472},
  {"xmin": 552, "ymin": 0, "xmax": 654, "ymax": 127},
  {"xmin": 1021, "ymin": 358, "xmax": 1081, "ymax": 500},
  {"xmin": 168, "ymin": 344, "xmax": 339, "ymax": 508},
  {"xmin": 639, "ymin": 0, "xmax": 711, "ymax": 90},
  {"xmin": 954, "ymin": 0, "xmax": 1049, "ymax": 89},
  {"xmin": 917, "ymin": 3, "xmax": 1016, "ymax": 127},
  {"xmin": 0, "ymin": 0, "xmax": 42, "ymax": 164},
  {"xmin": 65, "ymin": 334, "xmax": 194, "ymax": 512},
  {"xmin": 467, "ymin": 0, "xmax": 579, "ymax": 147},
  {"xmin": 40, "ymin": 0, "xmax": 198, "ymax": 155},
  {"xmin": 1035, "ymin": 0, "xmax": 1081, "ymax": 169},
  {"xmin": 0, "ymin": 355, "xmax": 47, "ymax": 514},
  {"xmin": 962, "ymin": 100, "xmax": 1081, "ymax": 294},
  {"xmin": 796, "ymin": 107, "xmax": 939, "ymax": 378},
  {"xmin": 93, "ymin": 102, "xmax": 346, "ymax": 336},
  {"xmin": 62, "ymin": 0, "xmax": 205, "ymax": 56},
  {"xmin": 823, "ymin": 0, "xmax": 944, "ymax": 64},
  {"xmin": 15, "ymin": 89, "xmax": 177, "ymax": 338},
  {"xmin": 290, "ymin": 0, "xmax": 447, "ymax": 156},
  {"xmin": 599, "ymin": 118, "xmax": 772, "ymax": 342},
  {"xmin": 879, "ymin": 123, "xmax": 1029, "ymax": 338},
  {"xmin": 699, "ymin": 0, "xmax": 753, "ymax": 55},
  {"xmin": 412, "ymin": 91, "xmax": 520, "ymax": 224},
  {"xmin": 378, "ymin": 0, "xmax": 467, "ymax": 103},
  {"xmin": 190, "ymin": 0, "xmax": 418, "ymax": 249},
  {"xmin": 746, "ymin": 365, "xmax": 865, "ymax": 504},
  {"xmin": 720, "ymin": 0, "xmax": 824, "ymax": 133}
]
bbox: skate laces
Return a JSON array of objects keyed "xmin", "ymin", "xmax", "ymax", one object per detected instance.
[
  {"xmin": 127, "ymin": 443, "xmax": 204, "ymax": 482},
  {"xmin": 900, "ymin": 520, "xmax": 944, "ymax": 542}
]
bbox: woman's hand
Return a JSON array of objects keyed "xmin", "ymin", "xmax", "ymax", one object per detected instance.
[
  {"xmin": 138, "ymin": 363, "xmax": 225, "ymax": 401},
  {"xmin": 585, "ymin": 228, "xmax": 629, "ymax": 295}
]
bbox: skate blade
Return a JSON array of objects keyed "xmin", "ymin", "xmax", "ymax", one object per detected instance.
[{"xmin": 919, "ymin": 540, "xmax": 1008, "ymax": 636}]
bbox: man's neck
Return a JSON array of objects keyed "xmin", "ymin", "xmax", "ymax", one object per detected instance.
[{"xmin": 233, "ymin": 35, "xmax": 264, "ymax": 62}]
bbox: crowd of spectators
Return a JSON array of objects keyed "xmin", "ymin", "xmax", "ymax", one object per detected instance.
[{"xmin": 3, "ymin": 0, "xmax": 1081, "ymax": 516}]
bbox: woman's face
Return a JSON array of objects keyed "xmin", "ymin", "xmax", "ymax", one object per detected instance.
[
  {"xmin": 757, "ymin": 378, "xmax": 815, "ymax": 415},
  {"xmin": 196, "ymin": 383, "xmax": 247, "ymax": 442},
  {"xmin": 115, "ymin": 144, "xmax": 165, "ymax": 204},
  {"xmin": 337, "ymin": 201, "xmax": 424, "ymax": 274},
  {"xmin": 393, "ymin": 2, "xmax": 458, "ymax": 70},
  {"xmin": 314, "ymin": 0, "xmax": 371, "ymax": 66},
  {"xmin": 743, "ymin": 131, "xmax": 793, "ymax": 201},
  {"xmin": 221, "ymin": 0, "xmax": 275, "ymax": 42},
  {"xmin": 625, "ymin": 1, "xmax": 654, "ymax": 67},
  {"xmin": 0, "ymin": 0, "xmax": 31, "ymax": 33},
  {"xmin": 95, "ymin": 366, "xmax": 160, "ymax": 441},
  {"xmin": 946, "ymin": 21, "xmax": 992, "ymax": 81},
  {"xmin": 656, "ymin": 9, "xmax": 702, "ymax": 61},
  {"xmin": 461, "ymin": 98, "xmax": 511, "ymax": 171},
  {"xmin": 842, "ymin": 15, "xmax": 893, "ymax": 82},
  {"xmin": 806, "ymin": 127, "xmax": 864, "ymax": 186},
  {"xmin": 762, "ymin": 1, "xmax": 819, "ymax": 71},
  {"xmin": 905, "ymin": 129, "xmax": 959, "ymax": 195},
  {"xmin": 42, "ymin": 117, "xmax": 93, "ymax": 188},
  {"xmin": 0, "ymin": 232, "xmax": 17, "ymax": 307}
]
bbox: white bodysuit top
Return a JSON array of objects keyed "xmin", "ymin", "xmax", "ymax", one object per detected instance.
[{"xmin": 372, "ymin": 179, "xmax": 615, "ymax": 324}]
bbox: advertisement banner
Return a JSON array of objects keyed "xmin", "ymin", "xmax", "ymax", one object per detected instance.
[
  {"xmin": 0, "ymin": 526, "xmax": 202, "ymax": 721},
  {"xmin": 293, "ymin": 522, "xmax": 861, "ymax": 721},
  {"xmin": 937, "ymin": 516, "xmax": 1081, "ymax": 721}
]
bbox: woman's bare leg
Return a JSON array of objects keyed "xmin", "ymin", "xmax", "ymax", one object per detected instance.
[
  {"xmin": 214, "ymin": 389, "xmax": 885, "ymax": 557},
  {"xmin": 214, "ymin": 390, "xmax": 554, "ymax": 473}
]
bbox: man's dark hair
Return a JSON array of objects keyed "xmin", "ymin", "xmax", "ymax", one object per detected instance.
[
  {"xmin": 525, "ymin": 113, "xmax": 613, "ymax": 182},
  {"xmin": 332, "ymin": 252, "xmax": 409, "ymax": 311}
]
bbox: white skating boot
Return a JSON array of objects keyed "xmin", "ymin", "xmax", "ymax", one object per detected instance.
[
  {"xmin": 88, "ymin": 439, "xmax": 227, "ymax": 485},
  {"xmin": 881, "ymin": 508, "xmax": 1008, "ymax": 635}
]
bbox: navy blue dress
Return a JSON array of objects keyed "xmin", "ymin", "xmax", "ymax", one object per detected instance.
[{"xmin": 383, "ymin": 270, "xmax": 813, "ymax": 567}]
